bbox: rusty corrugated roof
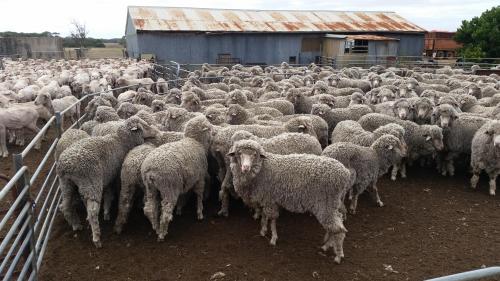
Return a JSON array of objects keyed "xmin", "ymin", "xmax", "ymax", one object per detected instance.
[
  {"xmin": 346, "ymin": 34, "xmax": 399, "ymax": 41},
  {"xmin": 128, "ymin": 6, "xmax": 426, "ymax": 33}
]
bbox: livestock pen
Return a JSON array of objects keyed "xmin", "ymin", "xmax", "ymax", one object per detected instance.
[{"xmin": 1, "ymin": 61, "xmax": 500, "ymax": 281}]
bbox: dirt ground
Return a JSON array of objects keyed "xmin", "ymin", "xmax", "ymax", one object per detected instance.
[
  {"xmin": 29, "ymin": 161, "xmax": 500, "ymax": 281},
  {"xmin": 2, "ymin": 128, "xmax": 500, "ymax": 281}
]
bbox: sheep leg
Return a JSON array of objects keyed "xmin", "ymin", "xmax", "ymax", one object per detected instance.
[
  {"xmin": 158, "ymin": 198, "xmax": 176, "ymax": 242},
  {"xmin": 331, "ymin": 232, "xmax": 346, "ymax": 264},
  {"xmin": 217, "ymin": 169, "xmax": 232, "ymax": 217},
  {"xmin": 114, "ymin": 182, "xmax": 136, "ymax": 234},
  {"xmin": 400, "ymin": 162, "xmax": 407, "ymax": 179},
  {"xmin": 349, "ymin": 190, "xmax": 360, "ymax": 215},
  {"xmin": 368, "ymin": 182, "xmax": 384, "ymax": 207},
  {"xmin": 470, "ymin": 167, "xmax": 481, "ymax": 190},
  {"xmin": 488, "ymin": 172, "xmax": 498, "ymax": 196},
  {"xmin": 253, "ymin": 207, "xmax": 262, "ymax": 220},
  {"xmin": 259, "ymin": 213, "xmax": 268, "ymax": 237},
  {"xmin": 193, "ymin": 179, "xmax": 205, "ymax": 220},
  {"xmin": 143, "ymin": 186, "xmax": 160, "ymax": 232},
  {"xmin": 391, "ymin": 164, "xmax": 399, "ymax": 181},
  {"xmin": 102, "ymin": 187, "xmax": 114, "ymax": 221},
  {"xmin": 0, "ymin": 125, "xmax": 8, "ymax": 158},
  {"xmin": 25, "ymin": 123, "xmax": 41, "ymax": 150},
  {"xmin": 8, "ymin": 129, "xmax": 16, "ymax": 144},
  {"xmin": 263, "ymin": 205, "xmax": 279, "ymax": 246},
  {"xmin": 59, "ymin": 178, "xmax": 82, "ymax": 231},
  {"xmin": 86, "ymin": 199, "xmax": 102, "ymax": 248},
  {"xmin": 175, "ymin": 194, "xmax": 185, "ymax": 216}
]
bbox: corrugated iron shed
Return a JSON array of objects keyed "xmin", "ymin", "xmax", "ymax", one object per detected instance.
[
  {"xmin": 346, "ymin": 34, "xmax": 399, "ymax": 41},
  {"xmin": 128, "ymin": 6, "xmax": 426, "ymax": 33}
]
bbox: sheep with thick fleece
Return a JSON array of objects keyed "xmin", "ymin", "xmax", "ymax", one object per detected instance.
[
  {"xmin": 117, "ymin": 102, "xmax": 152, "ymax": 119},
  {"xmin": 228, "ymin": 139, "xmax": 350, "ymax": 263},
  {"xmin": 55, "ymin": 129, "xmax": 89, "ymax": 161},
  {"xmin": 329, "ymin": 74, "xmax": 371, "ymax": 92},
  {"xmin": 57, "ymin": 116, "xmax": 156, "ymax": 247},
  {"xmin": 141, "ymin": 116, "xmax": 213, "ymax": 240},
  {"xmin": 331, "ymin": 120, "xmax": 405, "ymax": 148},
  {"xmin": 322, "ymin": 134, "xmax": 406, "ymax": 213},
  {"xmin": 358, "ymin": 113, "xmax": 444, "ymax": 179},
  {"xmin": 285, "ymin": 88, "xmax": 312, "ymax": 114},
  {"xmin": 213, "ymin": 117, "xmax": 319, "ymax": 216},
  {"xmin": 226, "ymin": 90, "xmax": 295, "ymax": 115},
  {"xmin": 231, "ymin": 130, "xmax": 322, "ymax": 156},
  {"xmin": 167, "ymin": 107, "xmax": 203, "ymax": 132},
  {"xmin": 311, "ymin": 103, "xmax": 373, "ymax": 139},
  {"xmin": 275, "ymin": 114, "xmax": 328, "ymax": 148},
  {"xmin": 470, "ymin": 121, "xmax": 500, "ymax": 195},
  {"xmin": 433, "ymin": 104, "xmax": 489, "ymax": 176}
]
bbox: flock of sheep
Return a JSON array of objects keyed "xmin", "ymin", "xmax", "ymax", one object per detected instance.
[{"xmin": 1, "ymin": 58, "xmax": 500, "ymax": 264}]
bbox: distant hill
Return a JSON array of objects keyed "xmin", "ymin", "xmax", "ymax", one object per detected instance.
[{"xmin": 0, "ymin": 31, "xmax": 125, "ymax": 48}]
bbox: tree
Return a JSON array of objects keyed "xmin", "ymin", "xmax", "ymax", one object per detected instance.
[
  {"xmin": 70, "ymin": 20, "xmax": 89, "ymax": 49},
  {"xmin": 454, "ymin": 6, "xmax": 500, "ymax": 58}
]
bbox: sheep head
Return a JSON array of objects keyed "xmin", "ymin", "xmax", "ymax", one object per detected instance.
[{"xmin": 228, "ymin": 139, "xmax": 266, "ymax": 174}]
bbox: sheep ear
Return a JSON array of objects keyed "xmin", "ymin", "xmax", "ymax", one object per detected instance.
[
  {"xmin": 227, "ymin": 147, "xmax": 236, "ymax": 157},
  {"xmin": 387, "ymin": 145, "xmax": 393, "ymax": 150},
  {"xmin": 426, "ymin": 135, "xmax": 432, "ymax": 141},
  {"xmin": 130, "ymin": 126, "xmax": 138, "ymax": 131}
]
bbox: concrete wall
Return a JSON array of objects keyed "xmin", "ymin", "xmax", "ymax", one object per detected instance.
[{"xmin": 0, "ymin": 37, "xmax": 63, "ymax": 59}]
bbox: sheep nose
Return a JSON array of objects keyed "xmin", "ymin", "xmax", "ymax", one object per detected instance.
[{"xmin": 241, "ymin": 164, "xmax": 251, "ymax": 173}]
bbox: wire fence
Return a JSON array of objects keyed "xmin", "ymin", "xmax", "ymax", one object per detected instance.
[{"xmin": 0, "ymin": 62, "xmax": 191, "ymax": 280}]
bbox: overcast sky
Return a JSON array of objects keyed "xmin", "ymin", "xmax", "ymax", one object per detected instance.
[{"xmin": 1, "ymin": 0, "xmax": 497, "ymax": 38}]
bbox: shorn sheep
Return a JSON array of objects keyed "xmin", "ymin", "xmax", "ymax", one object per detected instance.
[{"xmin": 228, "ymin": 139, "xmax": 351, "ymax": 263}]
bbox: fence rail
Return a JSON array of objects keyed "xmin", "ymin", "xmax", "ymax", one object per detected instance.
[{"xmin": 0, "ymin": 62, "xmax": 192, "ymax": 280}]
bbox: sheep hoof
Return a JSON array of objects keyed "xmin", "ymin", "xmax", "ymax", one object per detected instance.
[
  {"xmin": 390, "ymin": 176, "xmax": 397, "ymax": 181},
  {"xmin": 197, "ymin": 214, "xmax": 204, "ymax": 220},
  {"xmin": 334, "ymin": 256, "xmax": 342, "ymax": 264},
  {"xmin": 260, "ymin": 229, "xmax": 267, "ymax": 237},
  {"xmin": 489, "ymin": 190, "xmax": 496, "ymax": 196},
  {"xmin": 157, "ymin": 236, "xmax": 165, "ymax": 242},
  {"xmin": 93, "ymin": 240, "xmax": 102, "ymax": 248},
  {"xmin": 72, "ymin": 224, "xmax": 83, "ymax": 231},
  {"xmin": 2, "ymin": 153, "xmax": 8, "ymax": 158},
  {"xmin": 113, "ymin": 225, "xmax": 123, "ymax": 235},
  {"xmin": 217, "ymin": 209, "xmax": 228, "ymax": 217},
  {"xmin": 377, "ymin": 201, "xmax": 384, "ymax": 207},
  {"xmin": 321, "ymin": 245, "xmax": 329, "ymax": 252},
  {"xmin": 270, "ymin": 237, "xmax": 277, "ymax": 246}
]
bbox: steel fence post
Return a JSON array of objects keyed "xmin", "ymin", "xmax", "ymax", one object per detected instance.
[{"xmin": 55, "ymin": 112, "xmax": 62, "ymax": 137}]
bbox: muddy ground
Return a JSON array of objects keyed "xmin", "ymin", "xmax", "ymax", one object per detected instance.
[{"xmin": 3, "ymin": 132, "xmax": 500, "ymax": 281}]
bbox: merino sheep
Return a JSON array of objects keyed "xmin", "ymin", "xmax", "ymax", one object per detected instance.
[
  {"xmin": 57, "ymin": 116, "xmax": 156, "ymax": 247},
  {"xmin": 141, "ymin": 116, "xmax": 213, "ymax": 240},
  {"xmin": 228, "ymin": 139, "xmax": 351, "ymax": 263},
  {"xmin": 470, "ymin": 120, "xmax": 500, "ymax": 195},
  {"xmin": 322, "ymin": 134, "xmax": 406, "ymax": 213}
]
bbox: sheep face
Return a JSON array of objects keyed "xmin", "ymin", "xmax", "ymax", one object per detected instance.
[
  {"xmin": 423, "ymin": 125, "xmax": 444, "ymax": 152},
  {"xmin": 151, "ymin": 100, "xmax": 165, "ymax": 112},
  {"xmin": 228, "ymin": 140, "xmax": 266, "ymax": 174},
  {"xmin": 349, "ymin": 92, "xmax": 365, "ymax": 106},
  {"xmin": 166, "ymin": 90, "xmax": 182, "ymax": 105},
  {"xmin": 117, "ymin": 103, "xmax": 138, "ymax": 119},
  {"xmin": 226, "ymin": 90, "xmax": 246, "ymax": 106},
  {"xmin": 436, "ymin": 104, "xmax": 459, "ymax": 128},
  {"xmin": 226, "ymin": 104, "xmax": 244, "ymax": 125},
  {"xmin": 485, "ymin": 121, "xmax": 500, "ymax": 152},
  {"xmin": 416, "ymin": 99, "xmax": 433, "ymax": 119},
  {"xmin": 467, "ymin": 84, "xmax": 481, "ymax": 99},
  {"xmin": 393, "ymin": 100, "xmax": 411, "ymax": 120}
]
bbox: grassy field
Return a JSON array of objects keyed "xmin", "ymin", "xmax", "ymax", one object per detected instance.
[{"xmin": 64, "ymin": 47, "xmax": 124, "ymax": 59}]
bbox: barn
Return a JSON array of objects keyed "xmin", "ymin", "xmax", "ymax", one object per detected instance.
[{"xmin": 125, "ymin": 6, "xmax": 426, "ymax": 65}]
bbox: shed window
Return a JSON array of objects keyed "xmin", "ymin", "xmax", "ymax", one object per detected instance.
[
  {"xmin": 344, "ymin": 39, "xmax": 369, "ymax": 54},
  {"xmin": 289, "ymin": 56, "xmax": 297, "ymax": 64}
]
